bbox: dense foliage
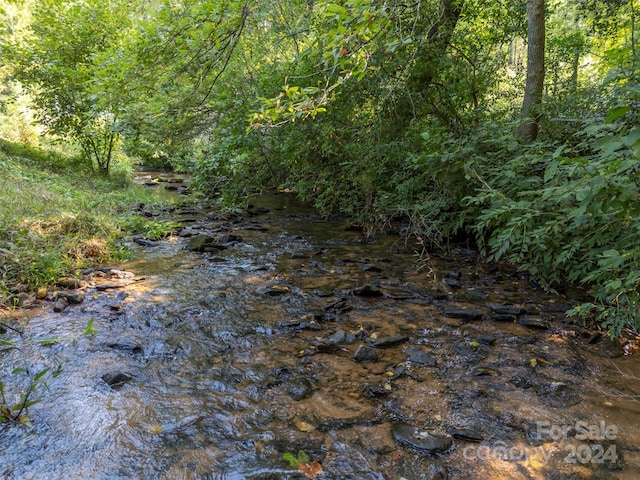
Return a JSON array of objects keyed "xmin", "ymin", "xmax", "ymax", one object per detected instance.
[{"xmin": 0, "ymin": 0, "xmax": 639, "ymax": 335}]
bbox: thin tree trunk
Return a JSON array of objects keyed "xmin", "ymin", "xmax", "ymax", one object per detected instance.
[{"xmin": 517, "ymin": 0, "xmax": 545, "ymax": 142}]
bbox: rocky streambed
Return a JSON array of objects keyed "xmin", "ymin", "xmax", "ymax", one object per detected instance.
[{"xmin": 1, "ymin": 185, "xmax": 639, "ymax": 480}]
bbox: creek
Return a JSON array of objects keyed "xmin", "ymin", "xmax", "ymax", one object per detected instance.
[{"xmin": 1, "ymin": 175, "xmax": 639, "ymax": 480}]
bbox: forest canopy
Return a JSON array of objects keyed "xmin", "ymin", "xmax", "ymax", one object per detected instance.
[{"xmin": 0, "ymin": 0, "xmax": 639, "ymax": 335}]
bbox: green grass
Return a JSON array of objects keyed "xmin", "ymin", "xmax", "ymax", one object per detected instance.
[{"xmin": 0, "ymin": 139, "xmax": 171, "ymax": 302}]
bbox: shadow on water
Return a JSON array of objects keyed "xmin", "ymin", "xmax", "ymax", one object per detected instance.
[{"xmin": 1, "ymin": 187, "xmax": 640, "ymax": 480}]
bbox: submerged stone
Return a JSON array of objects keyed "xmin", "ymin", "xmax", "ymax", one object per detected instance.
[
  {"xmin": 352, "ymin": 345, "xmax": 378, "ymax": 363},
  {"xmin": 287, "ymin": 378, "xmax": 314, "ymax": 401},
  {"xmin": 52, "ymin": 298, "xmax": 69, "ymax": 312},
  {"xmin": 257, "ymin": 285, "xmax": 292, "ymax": 296},
  {"xmin": 57, "ymin": 277, "xmax": 82, "ymax": 289},
  {"xmin": 444, "ymin": 307, "xmax": 484, "ymax": 320},
  {"xmin": 405, "ymin": 347, "xmax": 437, "ymax": 367},
  {"xmin": 102, "ymin": 372, "xmax": 133, "ymax": 390},
  {"xmin": 538, "ymin": 381, "xmax": 581, "ymax": 407},
  {"xmin": 60, "ymin": 290, "xmax": 85, "ymax": 304},
  {"xmin": 445, "ymin": 427, "xmax": 484, "ymax": 442},
  {"xmin": 391, "ymin": 422, "xmax": 452, "ymax": 453},
  {"xmin": 310, "ymin": 338, "xmax": 342, "ymax": 353},
  {"xmin": 327, "ymin": 330, "xmax": 356, "ymax": 345},
  {"xmin": 217, "ymin": 234, "xmax": 243, "ymax": 244},
  {"xmin": 105, "ymin": 342, "xmax": 143, "ymax": 354},
  {"xmin": 518, "ymin": 317, "xmax": 549, "ymax": 330},
  {"xmin": 489, "ymin": 304, "xmax": 526, "ymax": 316},
  {"xmin": 369, "ymin": 334, "xmax": 409, "ymax": 348},
  {"xmin": 186, "ymin": 235, "xmax": 228, "ymax": 252},
  {"xmin": 352, "ymin": 284, "xmax": 383, "ymax": 297},
  {"xmin": 134, "ymin": 237, "xmax": 159, "ymax": 247},
  {"xmin": 363, "ymin": 382, "xmax": 394, "ymax": 397}
]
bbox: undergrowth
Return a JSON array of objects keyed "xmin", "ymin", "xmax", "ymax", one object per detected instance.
[{"xmin": 0, "ymin": 140, "xmax": 169, "ymax": 304}]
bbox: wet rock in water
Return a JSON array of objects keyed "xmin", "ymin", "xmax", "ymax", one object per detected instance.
[
  {"xmin": 60, "ymin": 290, "xmax": 85, "ymax": 305},
  {"xmin": 542, "ymin": 302, "xmax": 572, "ymax": 313},
  {"xmin": 247, "ymin": 206, "xmax": 270, "ymax": 215},
  {"xmin": 287, "ymin": 377, "xmax": 314, "ymax": 401},
  {"xmin": 217, "ymin": 234, "xmax": 243, "ymax": 244},
  {"xmin": 361, "ymin": 264, "xmax": 382, "ymax": 273},
  {"xmin": 53, "ymin": 297, "xmax": 69, "ymax": 312},
  {"xmin": 102, "ymin": 372, "xmax": 133, "ymax": 390},
  {"xmin": 352, "ymin": 284, "xmax": 383, "ymax": 297},
  {"xmin": 291, "ymin": 392, "xmax": 378, "ymax": 431},
  {"xmin": 57, "ymin": 277, "xmax": 82, "ymax": 289},
  {"xmin": 278, "ymin": 319, "xmax": 322, "ymax": 331},
  {"xmin": 491, "ymin": 313, "xmax": 517, "ymax": 322},
  {"xmin": 257, "ymin": 285, "xmax": 291, "ymax": 296},
  {"xmin": 387, "ymin": 365, "xmax": 424, "ymax": 382},
  {"xmin": 327, "ymin": 329, "xmax": 356, "ymax": 345},
  {"xmin": 443, "ymin": 277, "xmax": 461, "ymax": 288},
  {"xmin": 36, "ymin": 288, "xmax": 48, "ymax": 300},
  {"xmin": 538, "ymin": 381, "xmax": 581, "ymax": 407},
  {"xmin": 510, "ymin": 375, "xmax": 534, "ymax": 389},
  {"xmin": 518, "ymin": 316, "xmax": 549, "ymax": 330},
  {"xmin": 242, "ymin": 224, "xmax": 269, "ymax": 232},
  {"xmin": 368, "ymin": 334, "xmax": 409, "ymax": 348},
  {"xmin": 323, "ymin": 298, "xmax": 352, "ymax": 314},
  {"xmin": 472, "ymin": 367, "xmax": 501, "ymax": 377},
  {"xmin": 382, "ymin": 288, "xmax": 416, "ymax": 300},
  {"xmin": 598, "ymin": 337, "xmax": 625, "ymax": 358},
  {"xmin": 489, "ymin": 304, "xmax": 526, "ymax": 316},
  {"xmin": 363, "ymin": 382, "xmax": 394, "ymax": 397},
  {"xmin": 391, "ymin": 422, "xmax": 452, "ymax": 454},
  {"xmin": 265, "ymin": 366, "xmax": 294, "ymax": 388},
  {"xmin": 109, "ymin": 269, "xmax": 135, "ymax": 279},
  {"xmin": 405, "ymin": 347, "xmax": 437, "ymax": 367},
  {"xmin": 443, "ymin": 272, "xmax": 462, "ymax": 289},
  {"xmin": 587, "ymin": 332, "xmax": 603, "ymax": 344},
  {"xmin": 95, "ymin": 282, "xmax": 129, "ymax": 291},
  {"xmin": 186, "ymin": 235, "xmax": 228, "ymax": 252},
  {"xmin": 446, "ymin": 427, "xmax": 484, "ymax": 442},
  {"xmin": 310, "ymin": 338, "xmax": 342, "ymax": 353},
  {"xmin": 158, "ymin": 415, "xmax": 201, "ymax": 434},
  {"xmin": 352, "ymin": 345, "xmax": 379, "ymax": 363},
  {"xmin": 443, "ymin": 307, "xmax": 484, "ymax": 320},
  {"xmin": 133, "ymin": 237, "xmax": 159, "ymax": 247},
  {"xmin": 105, "ymin": 342, "xmax": 143, "ymax": 354},
  {"xmin": 475, "ymin": 335, "xmax": 497, "ymax": 346}
]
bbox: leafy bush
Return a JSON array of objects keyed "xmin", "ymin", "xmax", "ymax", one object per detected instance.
[{"xmin": 465, "ymin": 109, "xmax": 640, "ymax": 336}]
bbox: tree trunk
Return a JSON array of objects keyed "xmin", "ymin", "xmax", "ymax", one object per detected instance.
[{"xmin": 517, "ymin": 0, "xmax": 545, "ymax": 142}]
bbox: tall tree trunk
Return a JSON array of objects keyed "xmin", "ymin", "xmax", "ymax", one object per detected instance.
[{"xmin": 517, "ymin": 0, "xmax": 545, "ymax": 142}]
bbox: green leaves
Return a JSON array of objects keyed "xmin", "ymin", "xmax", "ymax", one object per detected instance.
[
  {"xmin": 83, "ymin": 318, "xmax": 98, "ymax": 336},
  {"xmin": 6, "ymin": 0, "xmax": 135, "ymax": 172},
  {"xmin": 605, "ymin": 106, "xmax": 631, "ymax": 124},
  {"xmin": 467, "ymin": 113, "xmax": 640, "ymax": 336},
  {"xmin": 283, "ymin": 450, "xmax": 310, "ymax": 467}
]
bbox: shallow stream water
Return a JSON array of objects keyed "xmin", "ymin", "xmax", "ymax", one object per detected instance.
[{"xmin": 1, "ymin": 179, "xmax": 639, "ymax": 480}]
